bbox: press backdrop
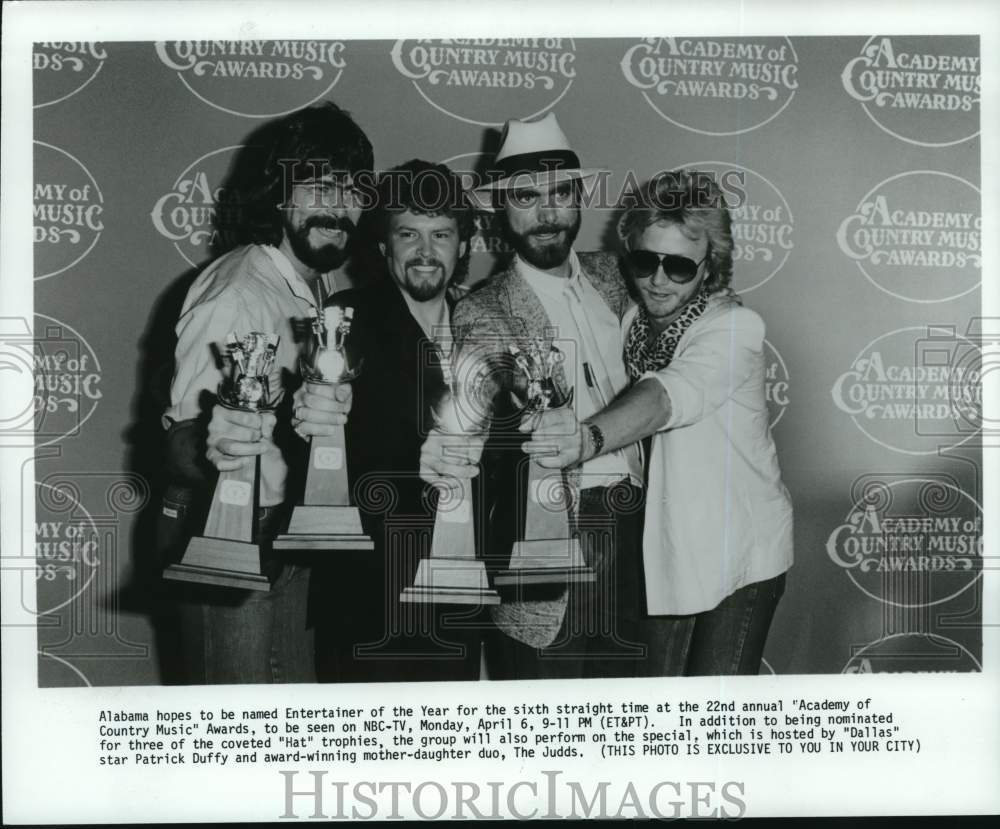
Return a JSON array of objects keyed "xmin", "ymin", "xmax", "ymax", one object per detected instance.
[{"xmin": 29, "ymin": 36, "xmax": 983, "ymax": 685}]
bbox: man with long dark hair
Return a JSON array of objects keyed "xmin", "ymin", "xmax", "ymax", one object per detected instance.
[{"xmin": 160, "ymin": 102, "xmax": 372, "ymax": 684}]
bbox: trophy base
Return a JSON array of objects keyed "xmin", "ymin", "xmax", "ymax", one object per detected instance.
[
  {"xmin": 400, "ymin": 558, "xmax": 500, "ymax": 606},
  {"xmin": 163, "ymin": 537, "xmax": 271, "ymax": 592},
  {"xmin": 273, "ymin": 505, "xmax": 375, "ymax": 551},
  {"xmin": 492, "ymin": 538, "xmax": 596, "ymax": 586}
]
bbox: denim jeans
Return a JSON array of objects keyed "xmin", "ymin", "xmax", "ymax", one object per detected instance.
[
  {"xmin": 313, "ymin": 517, "xmax": 482, "ymax": 683},
  {"xmin": 486, "ymin": 483, "xmax": 647, "ymax": 680},
  {"xmin": 642, "ymin": 572, "xmax": 787, "ymax": 676},
  {"xmin": 158, "ymin": 484, "xmax": 314, "ymax": 684}
]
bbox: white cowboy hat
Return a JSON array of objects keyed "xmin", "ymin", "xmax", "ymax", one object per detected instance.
[{"xmin": 470, "ymin": 113, "xmax": 604, "ymax": 211}]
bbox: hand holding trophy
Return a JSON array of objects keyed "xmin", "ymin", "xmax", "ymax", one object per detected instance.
[
  {"xmin": 402, "ymin": 346, "xmax": 500, "ymax": 605},
  {"xmin": 274, "ymin": 305, "xmax": 374, "ymax": 551},
  {"xmin": 165, "ymin": 331, "xmax": 280, "ymax": 590},
  {"xmin": 493, "ymin": 337, "xmax": 595, "ymax": 585}
]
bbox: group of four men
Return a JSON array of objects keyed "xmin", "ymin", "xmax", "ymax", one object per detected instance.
[{"xmin": 160, "ymin": 101, "xmax": 650, "ymax": 684}]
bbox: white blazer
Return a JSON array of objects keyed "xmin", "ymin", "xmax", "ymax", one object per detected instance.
[{"xmin": 623, "ymin": 295, "xmax": 793, "ymax": 615}]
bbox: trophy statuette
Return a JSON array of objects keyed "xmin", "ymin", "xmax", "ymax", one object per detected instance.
[
  {"xmin": 401, "ymin": 346, "xmax": 500, "ymax": 605},
  {"xmin": 164, "ymin": 331, "xmax": 280, "ymax": 591},
  {"xmin": 492, "ymin": 339, "xmax": 595, "ymax": 586},
  {"xmin": 274, "ymin": 305, "xmax": 374, "ymax": 552}
]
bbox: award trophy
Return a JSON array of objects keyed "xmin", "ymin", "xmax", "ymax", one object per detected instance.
[
  {"xmin": 492, "ymin": 339, "xmax": 595, "ymax": 585},
  {"xmin": 164, "ymin": 332, "xmax": 280, "ymax": 591},
  {"xmin": 273, "ymin": 305, "xmax": 374, "ymax": 552},
  {"xmin": 401, "ymin": 350, "xmax": 500, "ymax": 605}
]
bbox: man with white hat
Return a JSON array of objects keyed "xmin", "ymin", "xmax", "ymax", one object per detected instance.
[{"xmin": 421, "ymin": 113, "xmax": 646, "ymax": 680}]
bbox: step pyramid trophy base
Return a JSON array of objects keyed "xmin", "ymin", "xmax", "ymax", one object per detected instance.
[
  {"xmin": 401, "ymin": 557, "xmax": 500, "ymax": 605},
  {"xmin": 164, "ymin": 536, "xmax": 271, "ymax": 592},
  {"xmin": 492, "ymin": 537, "xmax": 597, "ymax": 586},
  {"xmin": 273, "ymin": 505, "xmax": 375, "ymax": 552}
]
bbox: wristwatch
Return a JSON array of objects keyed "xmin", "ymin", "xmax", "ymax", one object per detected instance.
[{"xmin": 584, "ymin": 422, "xmax": 604, "ymax": 459}]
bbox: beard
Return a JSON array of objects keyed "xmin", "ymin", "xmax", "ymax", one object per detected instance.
[
  {"xmin": 399, "ymin": 257, "xmax": 449, "ymax": 302},
  {"xmin": 283, "ymin": 214, "xmax": 356, "ymax": 273},
  {"xmin": 507, "ymin": 211, "xmax": 581, "ymax": 271}
]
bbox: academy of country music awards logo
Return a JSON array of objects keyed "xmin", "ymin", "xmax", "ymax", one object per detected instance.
[
  {"xmin": 151, "ymin": 145, "xmax": 245, "ymax": 267},
  {"xmin": 33, "ymin": 142, "xmax": 105, "ymax": 281},
  {"xmin": 34, "ymin": 315, "xmax": 104, "ymax": 448},
  {"xmin": 32, "ymin": 42, "xmax": 107, "ymax": 108},
  {"xmin": 831, "ymin": 326, "xmax": 981, "ymax": 456},
  {"xmin": 620, "ymin": 37, "xmax": 798, "ymax": 135},
  {"xmin": 842, "ymin": 633, "xmax": 981, "ymax": 674},
  {"xmin": 34, "ymin": 479, "xmax": 102, "ymax": 618},
  {"xmin": 3, "ymin": 471, "xmax": 103, "ymax": 684},
  {"xmin": 836, "ymin": 171, "xmax": 980, "ymax": 304},
  {"xmin": 440, "ymin": 152, "xmax": 791, "ymax": 424},
  {"xmin": 391, "ymin": 39, "xmax": 576, "ymax": 126},
  {"xmin": 825, "ymin": 474, "xmax": 982, "ymax": 608},
  {"xmin": 440, "ymin": 151, "xmax": 513, "ymax": 288},
  {"xmin": 439, "ymin": 151, "xmax": 795, "ymax": 312},
  {"xmin": 17, "ymin": 469, "xmax": 149, "ymax": 688},
  {"xmin": 763, "ymin": 340, "xmax": 790, "ymax": 429},
  {"xmin": 32, "ymin": 469, "xmax": 149, "ymax": 666},
  {"xmin": 679, "ymin": 161, "xmax": 794, "ymax": 293},
  {"xmin": 0, "ymin": 314, "xmax": 103, "ymax": 448},
  {"xmin": 841, "ymin": 36, "xmax": 980, "ymax": 147},
  {"xmin": 155, "ymin": 40, "xmax": 347, "ymax": 118}
]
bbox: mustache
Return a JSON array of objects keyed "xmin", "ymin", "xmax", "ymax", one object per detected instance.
[
  {"xmin": 527, "ymin": 223, "xmax": 569, "ymax": 237},
  {"xmin": 304, "ymin": 215, "xmax": 357, "ymax": 235},
  {"xmin": 406, "ymin": 257, "xmax": 445, "ymax": 270}
]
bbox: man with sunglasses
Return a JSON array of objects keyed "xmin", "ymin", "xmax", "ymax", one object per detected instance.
[
  {"xmin": 421, "ymin": 113, "xmax": 647, "ymax": 680},
  {"xmin": 522, "ymin": 170, "xmax": 794, "ymax": 677},
  {"xmin": 160, "ymin": 102, "xmax": 372, "ymax": 684},
  {"xmin": 623, "ymin": 245, "xmax": 709, "ymax": 331}
]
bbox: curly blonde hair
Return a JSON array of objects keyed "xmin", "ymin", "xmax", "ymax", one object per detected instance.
[{"xmin": 617, "ymin": 170, "xmax": 734, "ymax": 293}]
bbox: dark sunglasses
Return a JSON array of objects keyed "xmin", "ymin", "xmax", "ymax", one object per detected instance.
[{"xmin": 624, "ymin": 249, "xmax": 708, "ymax": 284}]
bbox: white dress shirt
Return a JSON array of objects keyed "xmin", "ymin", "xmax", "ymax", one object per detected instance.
[{"xmin": 517, "ymin": 251, "xmax": 641, "ymax": 488}]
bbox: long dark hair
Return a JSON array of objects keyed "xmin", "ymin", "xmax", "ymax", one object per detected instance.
[{"xmin": 233, "ymin": 102, "xmax": 374, "ymax": 248}]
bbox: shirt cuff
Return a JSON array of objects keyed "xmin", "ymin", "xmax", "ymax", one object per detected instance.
[{"xmin": 638, "ymin": 371, "xmax": 681, "ymax": 431}]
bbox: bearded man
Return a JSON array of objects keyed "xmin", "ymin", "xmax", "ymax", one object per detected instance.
[
  {"xmin": 295, "ymin": 159, "xmax": 482, "ymax": 682},
  {"xmin": 160, "ymin": 102, "xmax": 372, "ymax": 684},
  {"xmin": 421, "ymin": 113, "xmax": 647, "ymax": 680}
]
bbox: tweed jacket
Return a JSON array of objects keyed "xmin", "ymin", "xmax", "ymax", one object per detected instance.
[{"xmin": 452, "ymin": 251, "xmax": 631, "ymax": 648}]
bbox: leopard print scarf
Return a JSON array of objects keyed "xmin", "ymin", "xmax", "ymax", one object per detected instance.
[{"xmin": 624, "ymin": 290, "xmax": 711, "ymax": 380}]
